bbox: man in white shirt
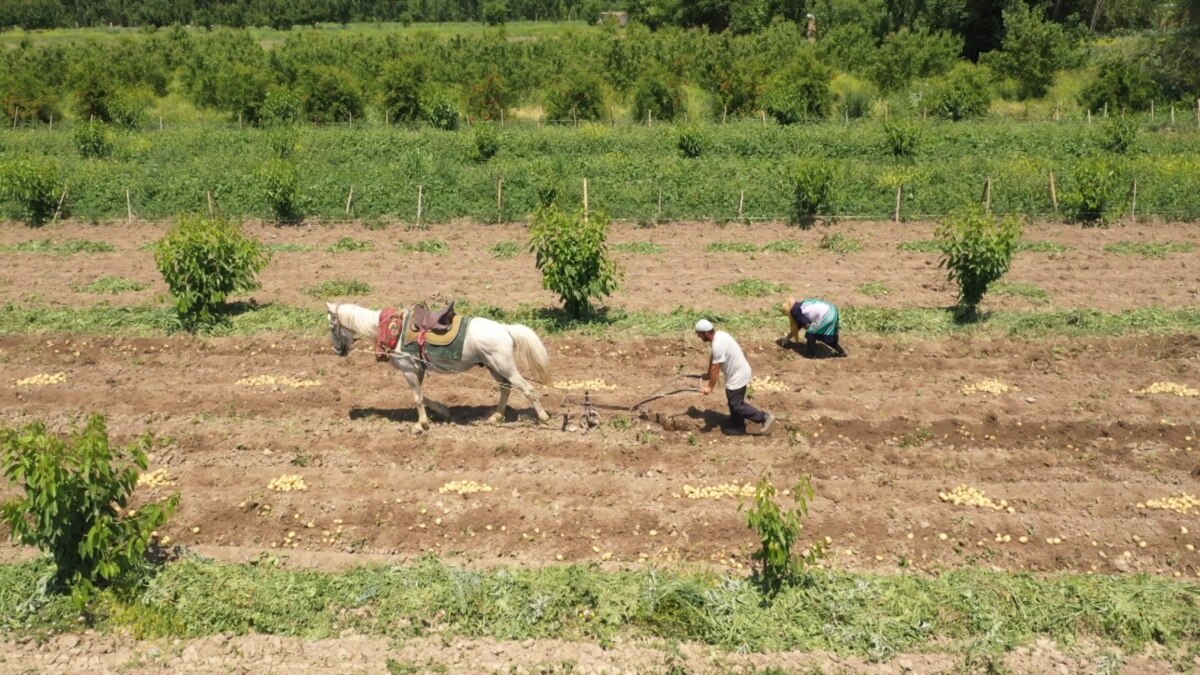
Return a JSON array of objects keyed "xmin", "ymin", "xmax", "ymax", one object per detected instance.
[{"xmin": 695, "ymin": 319, "xmax": 775, "ymax": 436}]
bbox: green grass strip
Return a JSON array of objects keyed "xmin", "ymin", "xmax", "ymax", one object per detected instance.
[
  {"xmin": 2, "ymin": 303, "xmax": 1199, "ymax": 339},
  {"xmin": 1, "ymin": 558, "xmax": 1197, "ymax": 659}
]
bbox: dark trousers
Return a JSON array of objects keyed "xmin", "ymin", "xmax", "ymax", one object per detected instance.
[
  {"xmin": 806, "ymin": 332, "xmax": 847, "ymax": 357},
  {"xmin": 725, "ymin": 386, "xmax": 767, "ymax": 430}
]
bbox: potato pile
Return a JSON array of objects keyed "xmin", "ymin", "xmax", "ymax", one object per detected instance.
[
  {"xmin": 554, "ymin": 379, "xmax": 617, "ymax": 391},
  {"xmin": 750, "ymin": 376, "xmax": 789, "ymax": 392},
  {"xmin": 683, "ymin": 483, "xmax": 756, "ymax": 500},
  {"xmin": 236, "ymin": 375, "xmax": 321, "ymax": 388},
  {"xmin": 939, "ymin": 484, "xmax": 1013, "ymax": 512},
  {"xmin": 268, "ymin": 474, "xmax": 308, "ymax": 492},
  {"xmin": 961, "ymin": 379, "xmax": 1015, "ymax": 396},
  {"xmin": 15, "ymin": 372, "xmax": 67, "ymax": 386},
  {"xmin": 138, "ymin": 468, "xmax": 176, "ymax": 488},
  {"xmin": 1131, "ymin": 382, "xmax": 1199, "ymax": 397},
  {"xmin": 1139, "ymin": 493, "xmax": 1199, "ymax": 515},
  {"xmin": 438, "ymin": 480, "xmax": 494, "ymax": 495}
]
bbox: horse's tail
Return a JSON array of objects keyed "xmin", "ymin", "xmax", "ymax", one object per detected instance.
[{"xmin": 505, "ymin": 323, "xmax": 551, "ymax": 383}]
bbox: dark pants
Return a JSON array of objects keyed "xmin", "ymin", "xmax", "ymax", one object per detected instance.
[
  {"xmin": 806, "ymin": 332, "xmax": 847, "ymax": 357},
  {"xmin": 725, "ymin": 386, "xmax": 767, "ymax": 431}
]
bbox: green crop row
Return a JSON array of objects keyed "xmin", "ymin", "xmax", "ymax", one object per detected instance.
[{"xmin": 3, "ymin": 120, "xmax": 1199, "ymax": 223}]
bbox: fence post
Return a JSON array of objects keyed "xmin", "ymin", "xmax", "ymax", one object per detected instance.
[
  {"xmin": 496, "ymin": 175, "xmax": 504, "ymax": 224},
  {"xmin": 1150, "ymin": 100, "xmax": 1154, "ymax": 119},
  {"xmin": 583, "ymin": 177, "xmax": 589, "ymax": 223},
  {"xmin": 893, "ymin": 185, "xmax": 903, "ymax": 223},
  {"xmin": 345, "ymin": 185, "xmax": 354, "ymax": 216},
  {"xmin": 416, "ymin": 184, "xmax": 424, "ymax": 227},
  {"xmin": 1130, "ymin": 179, "xmax": 1137, "ymax": 221},
  {"xmin": 1170, "ymin": 105, "xmax": 1175, "ymax": 126},
  {"xmin": 1049, "ymin": 172, "xmax": 1058, "ymax": 213},
  {"xmin": 52, "ymin": 188, "xmax": 68, "ymax": 223},
  {"xmin": 1087, "ymin": 109, "xmax": 1091, "ymax": 125},
  {"xmin": 722, "ymin": 105, "xmax": 727, "ymax": 124},
  {"xmin": 982, "ymin": 177, "xmax": 992, "ymax": 213},
  {"xmin": 657, "ymin": 185, "xmax": 663, "ymax": 222},
  {"xmin": 126, "ymin": 189, "xmax": 133, "ymax": 224},
  {"xmin": 207, "ymin": 190, "xmax": 214, "ymax": 217},
  {"xmin": 737, "ymin": 190, "xmax": 744, "ymax": 221}
]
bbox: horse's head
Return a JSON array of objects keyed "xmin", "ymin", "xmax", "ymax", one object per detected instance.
[{"xmin": 327, "ymin": 302, "xmax": 355, "ymax": 357}]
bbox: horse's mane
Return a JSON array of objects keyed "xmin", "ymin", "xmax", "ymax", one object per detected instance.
[{"xmin": 333, "ymin": 303, "xmax": 382, "ymax": 338}]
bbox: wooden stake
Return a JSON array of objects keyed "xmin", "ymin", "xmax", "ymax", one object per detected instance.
[
  {"xmin": 761, "ymin": 110, "xmax": 766, "ymax": 124},
  {"xmin": 1150, "ymin": 100, "xmax": 1154, "ymax": 118},
  {"xmin": 11, "ymin": 107, "xmax": 17, "ymax": 129},
  {"xmin": 922, "ymin": 107, "xmax": 927, "ymax": 121},
  {"xmin": 1054, "ymin": 102, "xmax": 1060, "ymax": 121},
  {"xmin": 52, "ymin": 188, "xmax": 68, "ymax": 223},
  {"xmin": 207, "ymin": 190, "xmax": 214, "ymax": 216},
  {"xmin": 500, "ymin": 109, "xmax": 504, "ymax": 126},
  {"xmin": 1087, "ymin": 109, "xmax": 1091, "ymax": 125},
  {"xmin": 1170, "ymin": 105, "xmax": 1175, "ymax": 125},
  {"xmin": 893, "ymin": 185, "xmax": 902, "ymax": 223},
  {"xmin": 126, "ymin": 189, "xmax": 133, "ymax": 224},
  {"xmin": 345, "ymin": 185, "xmax": 354, "ymax": 215},
  {"xmin": 583, "ymin": 178, "xmax": 589, "ymax": 223},
  {"xmin": 657, "ymin": 185, "xmax": 663, "ymax": 221},
  {"xmin": 572, "ymin": 107, "xmax": 577, "ymax": 126},
  {"xmin": 385, "ymin": 110, "xmax": 390, "ymax": 126},
  {"xmin": 348, "ymin": 112, "xmax": 353, "ymax": 128},
  {"xmin": 416, "ymin": 184, "xmax": 424, "ymax": 226},
  {"xmin": 1130, "ymin": 179, "xmax": 1137, "ymax": 220},
  {"xmin": 1103, "ymin": 102, "xmax": 1108, "ymax": 117},
  {"xmin": 982, "ymin": 177, "xmax": 992, "ymax": 213},
  {"xmin": 647, "ymin": 110, "xmax": 652, "ymax": 127},
  {"xmin": 49, "ymin": 115, "xmax": 52, "ymax": 131},
  {"xmin": 159, "ymin": 116, "xmax": 163, "ymax": 130},
  {"xmin": 1049, "ymin": 172, "xmax": 1058, "ymax": 212},
  {"xmin": 496, "ymin": 176, "xmax": 504, "ymax": 224},
  {"xmin": 722, "ymin": 105, "xmax": 727, "ymax": 124},
  {"xmin": 737, "ymin": 190, "xmax": 744, "ymax": 221}
]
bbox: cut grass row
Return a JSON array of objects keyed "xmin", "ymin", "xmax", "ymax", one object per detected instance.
[
  {"xmin": 8, "ymin": 237, "xmax": 1196, "ymax": 259},
  {"xmin": 1, "ymin": 558, "xmax": 1196, "ymax": 664},
  {"xmin": 2, "ymin": 302, "xmax": 1198, "ymax": 340}
]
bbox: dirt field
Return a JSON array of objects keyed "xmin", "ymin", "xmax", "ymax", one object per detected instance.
[{"xmin": 2, "ymin": 219, "xmax": 1199, "ymax": 670}]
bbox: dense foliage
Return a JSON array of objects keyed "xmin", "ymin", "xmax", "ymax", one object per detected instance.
[
  {"xmin": 0, "ymin": 414, "xmax": 178, "ymax": 606},
  {"xmin": 528, "ymin": 203, "xmax": 622, "ymax": 319},
  {"xmin": 936, "ymin": 206, "xmax": 1023, "ymax": 319},
  {"xmin": 154, "ymin": 216, "xmax": 271, "ymax": 328}
]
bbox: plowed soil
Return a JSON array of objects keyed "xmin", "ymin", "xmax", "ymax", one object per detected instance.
[{"xmin": 2, "ymin": 219, "xmax": 1199, "ymax": 670}]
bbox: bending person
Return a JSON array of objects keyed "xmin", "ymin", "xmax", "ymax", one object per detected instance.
[{"xmin": 780, "ymin": 297, "xmax": 847, "ymax": 358}]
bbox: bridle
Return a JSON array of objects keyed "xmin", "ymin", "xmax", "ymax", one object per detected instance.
[{"xmin": 329, "ymin": 303, "xmax": 355, "ymax": 356}]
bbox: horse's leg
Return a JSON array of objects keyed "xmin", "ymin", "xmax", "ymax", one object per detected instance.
[
  {"xmin": 493, "ymin": 353, "xmax": 549, "ymax": 423},
  {"xmin": 395, "ymin": 358, "xmax": 430, "ymax": 433},
  {"xmin": 485, "ymin": 366, "xmax": 512, "ymax": 423}
]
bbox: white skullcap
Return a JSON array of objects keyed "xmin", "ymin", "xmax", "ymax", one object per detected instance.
[{"xmin": 694, "ymin": 319, "xmax": 714, "ymax": 332}]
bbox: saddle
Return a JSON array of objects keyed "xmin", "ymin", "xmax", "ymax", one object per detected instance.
[{"xmin": 409, "ymin": 301, "xmax": 456, "ymax": 333}]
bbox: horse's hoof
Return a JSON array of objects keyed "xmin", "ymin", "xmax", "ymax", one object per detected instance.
[
  {"xmin": 411, "ymin": 424, "xmax": 425, "ymax": 435},
  {"xmin": 487, "ymin": 413, "xmax": 504, "ymax": 424},
  {"xmin": 536, "ymin": 413, "xmax": 551, "ymax": 424}
]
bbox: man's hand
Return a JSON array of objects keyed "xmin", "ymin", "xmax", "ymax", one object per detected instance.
[{"xmin": 700, "ymin": 383, "xmax": 713, "ymax": 395}]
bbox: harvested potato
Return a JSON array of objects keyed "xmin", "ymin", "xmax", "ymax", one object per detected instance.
[
  {"xmin": 554, "ymin": 379, "xmax": 617, "ymax": 391},
  {"xmin": 1141, "ymin": 493, "xmax": 1199, "ymax": 515},
  {"xmin": 682, "ymin": 483, "xmax": 756, "ymax": 500},
  {"xmin": 961, "ymin": 379, "xmax": 1015, "ymax": 396},
  {"xmin": 268, "ymin": 474, "xmax": 308, "ymax": 492},
  {"xmin": 750, "ymin": 376, "xmax": 789, "ymax": 392},
  {"xmin": 1131, "ymin": 382, "xmax": 1199, "ymax": 397},
  {"xmin": 438, "ymin": 480, "xmax": 494, "ymax": 495},
  {"xmin": 237, "ymin": 375, "xmax": 321, "ymax": 389},
  {"xmin": 939, "ymin": 484, "xmax": 1011, "ymax": 512},
  {"xmin": 138, "ymin": 468, "xmax": 177, "ymax": 488},
  {"xmin": 15, "ymin": 372, "xmax": 66, "ymax": 387}
]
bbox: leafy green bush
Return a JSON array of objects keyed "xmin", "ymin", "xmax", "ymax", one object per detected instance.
[
  {"xmin": 871, "ymin": 28, "xmax": 963, "ymax": 92},
  {"xmin": 762, "ymin": 51, "xmax": 833, "ymax": 124},
  {"xmin": 742, "ymin": 475, "xmax": 824, "ymax": 596},
  {"xmin": 935, "ymin": 206, "xmax": 1023, "ymax": 319},
  {"xmin": 298, "ymin": 65, "xmax": 364, "ymax": 123},
  {"xmin": 464, "ymin": 68, "xmax": 515, "ymax": 121},
  {"xmin": 677, "ymin": 127, "xmax": 703, "ymax": 159},
  {"xmin": 985, "ymin": 2, "xmax": 1081, "ymax": 100},
  {"xmin": 260, "ymin": 87, "xmax": 302, "ymax": 126},
  {"xmin": 632, "ymin": 70, "xmax": 685, "ymax": 123},
  {"xmin": 73, "ymin": 120, "xmax": 113, "ymax": 159},
  {"xmin": 1099, "ymin": 116, "xmax": 1138, "ymax": 155},
  {"xmin": 154, "ymin": 216, "xmax": 271, "ymax": 328},
  {"xmin": 1079, "ymin": 58, "xmax": 1158, "ymax": 113},
  {"xmin": 0, "ymin": 414, "xmax": 179, "ymax": 605},
  {"xmin": 790, "ymin": 162, "xmax": 834, "ymax": 228},
  {"xmin": 482, "ymin": 0, "xmax": 509, "ymax": 25},
  {"xmin": 529, "ymin": 204, "xmax": 622, "ymax": 319},
  {"xmin": 471, "ymin": 124, "xmax": 500, "ymax": 163},
  {"xmin": 380, "ymin": 58, "xmax": 425, "ymax": 124},
  {"xmin": 0, "ymin": 158, "xmax": 62, "ymax": 227},
  {"xmin": 544, "ymin": 70, "xmax": 606, "ymax": 123},
  {"xmin": 422, "ymin": 86, "xmax": 460, "ymax": 131},
  {"xmin": 1062, "ymin": 156, "xmax": 1125, "ymax": 225},
  {"xmin": 930, "ymin": 62, "xmax": 993, "ymax": 121},
  {"xmin": 707, "ymin": 58, "xmax": 760, "ymax": 120},
  {"xmin": 881, "ymin": 119, "xmax": 921, "ymax": 158},
  {"xmin": 257, "ymin": 159, "xmax": 301, "ymax": 223}
]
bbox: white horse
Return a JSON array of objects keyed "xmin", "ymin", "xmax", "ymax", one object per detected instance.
[{"xmin": 326, "ymin": 303, "xmax": 551, "ymax": 433}]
